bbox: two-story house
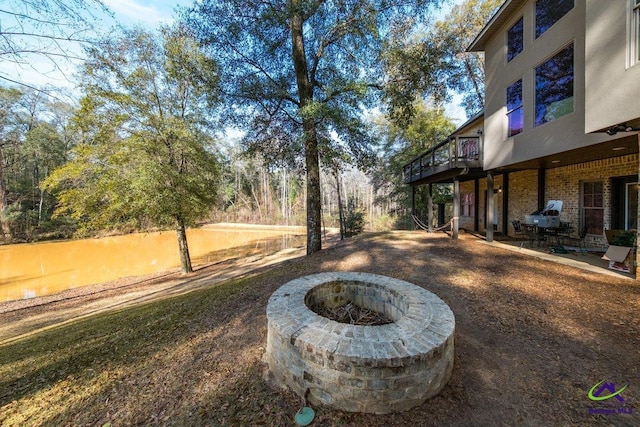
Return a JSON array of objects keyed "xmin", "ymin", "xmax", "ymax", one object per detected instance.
[{"xmin": 404, "ymin": 0, "xmax": 640, "ymax": 272}]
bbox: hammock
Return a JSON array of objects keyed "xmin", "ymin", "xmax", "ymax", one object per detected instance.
[{"xmin": 412, "ymin": 215, "xmax": 454, "ymax": 232}]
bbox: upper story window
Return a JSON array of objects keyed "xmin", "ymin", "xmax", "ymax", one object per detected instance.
[
  {"xmin": 535, "ymin": 0, "xmax": 574, "ymax": 38},
  {"xmin": 507, "ymin": 79, "xmax": 523, "ymax": 136},
  {"xmin": 507, "ymin": 17, "xmax": 524, "ymax": 61},
  {"xmin": 631, "ymin": 0, "xmax": 640, "ymax": 66},
  {"xmin": 535, "ymin": 43, "xmax": 574, "ymax": 127}
]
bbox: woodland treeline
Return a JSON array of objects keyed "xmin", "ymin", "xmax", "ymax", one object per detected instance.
[
  {"xmin": 0, "ymin": 0, "xmax": 500, "ymax": 271},
  {"xmin": 0, "ymin": 86, "xmax": 426, "ymax": 240}
]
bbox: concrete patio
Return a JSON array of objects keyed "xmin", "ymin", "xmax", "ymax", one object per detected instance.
[{"xmin": 484, "ymin": 238, "xmax": 636, "ymax": 280}]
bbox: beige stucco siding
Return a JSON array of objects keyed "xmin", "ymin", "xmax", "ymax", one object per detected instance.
[
  {"xmin": 482, "ymin": 0, "xmax": 612, "ymax": 170},
  {"xmin": 585, "ymin": 0, "xmax": 640, "ymax": 132}
]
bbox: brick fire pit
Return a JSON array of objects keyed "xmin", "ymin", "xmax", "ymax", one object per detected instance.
[{"xmin": 264, "ymin": 272, "xmax": 455, "ymax": 414}]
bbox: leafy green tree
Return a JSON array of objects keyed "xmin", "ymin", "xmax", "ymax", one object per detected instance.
[
  {"xmin": 384, "ymin": 0, "xmax": 502, "ymax": 121},
  {"xmin": 371, "ymin": 100, "xmax": 455, "ymax": 223},
  {"xmin": 433, "ymin": 0, "xmax": 502, "ymax": 115},
  {"xmin": 43, "ymin": 27, "xmax": 221, "ymax": 273},
  {"xmin": 0, "ymin": 87, "xmax": 69, "ymax": 240},
  {"xmin": 0, "ymin": 87, "xmax": 23, "ymax": 238},
  {"xmin": 344, "ymin": 208, "xmax": 365, "ymax": 236},
  {"xmin": 19, "ymin": 121, "xmax": 68, "ymax": 235},
  {"xmin": 183, "ymin": 0, "xmax": 444, "ymax": 255}
]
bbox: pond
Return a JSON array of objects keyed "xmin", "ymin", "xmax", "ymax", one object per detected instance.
[{"xmin": 0, "ymin": 224, "xmax": 305, "ymax": 302}]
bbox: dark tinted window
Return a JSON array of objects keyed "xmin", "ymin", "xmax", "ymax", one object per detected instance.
[
  {"xmin": 535, "ymin": 0, "xmax": 574, "ymax": 38},
  {"xmin": 507, "ymin": 17, "xmax": 524, "ymax": 61},
  {"xmin": 507, "ymin": 79, "xmax": 523, "ymax": 136},
  {"xmin": 535, "ymin": 44, "xmax": 574, "ymax": 126}
]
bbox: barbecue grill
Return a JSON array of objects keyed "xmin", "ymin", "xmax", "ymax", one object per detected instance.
[{"xmin": 524, "ymin": 200, "xmax": 563, "ymax": 228}]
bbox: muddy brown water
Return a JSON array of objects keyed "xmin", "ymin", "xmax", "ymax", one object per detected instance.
[{"xmin": 0, "ymin": 224, "xmax": 305, "ymax": 302}]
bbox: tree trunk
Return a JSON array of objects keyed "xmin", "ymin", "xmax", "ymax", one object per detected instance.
[
  {"xmin": 303, "ymin": 120, "xmax": 322, "ymax": 254},
  {"xmin": 0, "ymin": 146, "xmax": 11, "ymax": 240},
  {"xmin": 175, "ymin": 217, "xmax": 193, "ymax": 273},
  {"xmin": 335, "ymin": 169, "xmax": 345, "ymax": 240},
  {"xmin": 291, "ymin": 9, "xmax": 322, "ymax": 254}
]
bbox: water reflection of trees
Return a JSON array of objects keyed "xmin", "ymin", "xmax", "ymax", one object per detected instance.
[{"xmin": 190, "ymin": 234, "xmax": 306, "ymax": 266}]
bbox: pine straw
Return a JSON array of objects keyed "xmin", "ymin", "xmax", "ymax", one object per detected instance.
[
  {"xmin": 310, "ymin": 302, "xmax": 393, "ymax": 325},
  {"xmin": 1, "ymin": 231, "xmax": 639, "ymax": 426}
]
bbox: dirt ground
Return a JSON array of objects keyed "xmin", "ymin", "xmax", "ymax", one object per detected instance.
[{"xmin": 1, "ymin": 230, "xmax": 639, "ymax": 426}]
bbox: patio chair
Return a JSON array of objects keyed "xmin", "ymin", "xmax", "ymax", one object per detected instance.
[
  {"xmin": 512, "ymin": 220, "xmax": 525, "ymax": 238},
  {"xmin": 512, "ymin": 220, "xmax": 527, "ymax": 247},
  {"xmin": 522, "ymin": 223, "xmax": 545, "ymax": 247},
  {"xmin": 560, "ymin": 225, "xmax": 588, "ymax": 254}
]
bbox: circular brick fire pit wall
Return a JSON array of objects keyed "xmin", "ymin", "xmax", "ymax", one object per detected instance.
[{"xmin": 264, "ymin": 272, "xmax": 455, "ymax": 414}]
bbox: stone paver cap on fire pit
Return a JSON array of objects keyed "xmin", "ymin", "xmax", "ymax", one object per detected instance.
[{"xmin": 264, "ymin": 272, "xmax": 455, "ymax": 414}]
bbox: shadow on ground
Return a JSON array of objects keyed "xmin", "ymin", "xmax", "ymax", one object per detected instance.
[{"xmin": 1, "ymin": 231, "xmax": 638, "ymax": 426}]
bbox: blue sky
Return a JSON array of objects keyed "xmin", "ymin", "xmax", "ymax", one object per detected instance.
[
  {"xmin": 0, "ymin": 0, "xmax": 467, "ymax": 123},
  {"xmin": 0, "ymin": 0, "xmax": 187, "ymax": 92},
  {"xmin": 102, "ymin": 0, "xmax": 188, "ymax": 28}
]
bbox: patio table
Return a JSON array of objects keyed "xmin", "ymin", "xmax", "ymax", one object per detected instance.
[{"xmin": 539, "ymin": 223, "xmax": 573, "ymax": 246}]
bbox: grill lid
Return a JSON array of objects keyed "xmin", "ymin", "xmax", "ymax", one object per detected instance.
[{"xmin": 531, "ymin": 200, "xmax": 563, "ymax": 216}]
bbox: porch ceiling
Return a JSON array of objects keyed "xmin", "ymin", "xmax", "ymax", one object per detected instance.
[
  {"xmin": 495, "ymin": 133, "xmax": 639, "ymax": 172},
  {"xmin": 408, "ymin": 167, "xmax": 486, "ymax": 186}
]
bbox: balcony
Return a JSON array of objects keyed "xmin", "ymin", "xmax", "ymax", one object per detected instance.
[{"xmin": 403, "ymin": 136, "xmax": 483, "ymax": 185}]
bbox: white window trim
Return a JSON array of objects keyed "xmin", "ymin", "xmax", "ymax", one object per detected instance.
[
  {"xmin": 628, "ymin": 0, "xmax": 640, "ymax": 68},
  {"xmin": 624, "ymin": 182, "xmax": 639, "ymax": 230},
  {"xmin": 581, "ymin": 180, "xmax": 604, "ymax": 236}
]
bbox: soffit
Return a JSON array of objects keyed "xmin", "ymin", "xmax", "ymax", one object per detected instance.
[
  {"xmin": 468, "ymin": 0, "xmax": 527, "ymax": 52},
  {"xmin": 494, "ymin": 134, "xmax": 640, "ymax": 171}
]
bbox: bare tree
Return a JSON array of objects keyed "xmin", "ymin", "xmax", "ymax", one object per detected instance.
[{"xmin": 0, "ymin": 0, "xmax": 110, "ymax": 91}]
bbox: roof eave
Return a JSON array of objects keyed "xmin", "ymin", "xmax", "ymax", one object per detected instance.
[{"xmin": 467, "ymin": 0, "xmax": 525, "ymax": 52}]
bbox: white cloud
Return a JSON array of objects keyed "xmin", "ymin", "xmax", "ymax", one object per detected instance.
[{"xmin": 103, "ymin": 0, "xmax": 179, "ymax": 27}]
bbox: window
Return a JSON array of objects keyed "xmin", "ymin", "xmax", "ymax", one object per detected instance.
[
  {"xmin": 535, "ymin": 0, "xmax": 573, "ymax": 38},
  {"xmin": 625, "ymin": 182, "xmax": 638, "ymax": 230},
  {"xmin": 457, "ymin": 137, "xmax": 479, "ymax": 160},
  {"xmin": 461, "ymin": 193, "xmax": 475, "ymax": 217},
  {"xmin": 582, "ymin": 181, "xmax": 604, "ymax": 235},
  {"xmin": 507, "ymin": 17, "xmax": 524, "ymax": 61},
  {"xmin": 535, "ymin": 44, "xmax": 574, "ymax": 127},
  {"xmin": 507, "ymin": 79, "xmax": 523, "ymax": 136},
  {"xmin": 631, "ymin": 0, "xmax": 640, "ymax": 66}
]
